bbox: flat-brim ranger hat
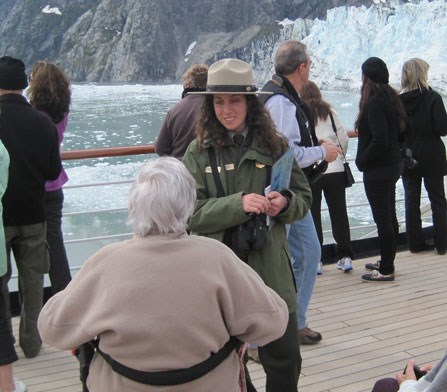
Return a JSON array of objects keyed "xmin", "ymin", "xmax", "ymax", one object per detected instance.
[{"xmin": 190, "ymin": 58, "xmax": 271, "ymax": 95}]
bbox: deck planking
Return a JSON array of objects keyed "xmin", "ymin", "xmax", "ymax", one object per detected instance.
[{"xmin": 11, "ymin": 249, "xmax": 447, "ymax": 391}]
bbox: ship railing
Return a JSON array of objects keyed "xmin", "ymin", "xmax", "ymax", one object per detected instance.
[
  {"xmin": 61, "ymin": 148, "xmax": 434, "ymax": 271},
  {"xmin": 21, "ymin": 146, "xmax": 433, "ymax": 280}
]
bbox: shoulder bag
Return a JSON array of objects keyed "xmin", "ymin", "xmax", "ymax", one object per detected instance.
[{"xmin": 329, "ymin": 112, "xmax": 355, "ymax": 188}]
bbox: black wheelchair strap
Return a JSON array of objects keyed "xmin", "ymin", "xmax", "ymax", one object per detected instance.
[{"xmin": 94, "ymin": 336, "xmax": 240, "ymax": 386}]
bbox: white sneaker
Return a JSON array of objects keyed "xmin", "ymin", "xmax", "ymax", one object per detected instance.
[
  {"xmin": 317, "ymin": 261, "xmax": 323, "ymax": 275},
  {"xmin": 14, "ymin": 379, "xmax": 27, "ymax": 392},
  {"xmin": 336, "ymin": 257, "xmax": 353, "ymax": 272}
]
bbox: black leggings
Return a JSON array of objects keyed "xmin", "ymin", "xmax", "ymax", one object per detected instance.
[
  {"xmin": 364, "ymin": 178, "xmax": 399, "ymax": 275},
  {"xmin": 311, "ymin": 172, "xmax": 353, "ymax": 259}
]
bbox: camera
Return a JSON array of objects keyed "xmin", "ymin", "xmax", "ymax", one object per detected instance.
[
  {"xmin": 402, "ymin": 148, "xmax": 418, "ymax": 170},
  {"xmin": 308, "ymin": 160, "xmax": 328, "ymax": 185},
  {"xmin": 403, "ymin": 364, "xmax": 427, "ymax": 380}
]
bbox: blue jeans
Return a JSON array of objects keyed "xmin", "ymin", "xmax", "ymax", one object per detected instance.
[{"xmin": 288, "ymin": 211, "xmax": 321, "ymax": 330}]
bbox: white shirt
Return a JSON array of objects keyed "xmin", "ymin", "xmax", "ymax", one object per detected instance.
[{"xmin": 314, "ymin": 109, "xmax": 349, "ymax": 174}]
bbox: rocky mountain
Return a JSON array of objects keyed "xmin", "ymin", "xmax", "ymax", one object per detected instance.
[{"xmin": 0, "ymin": 0, "xmax": 369, "ymax": 82}]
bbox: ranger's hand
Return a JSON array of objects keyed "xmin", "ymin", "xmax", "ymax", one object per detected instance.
[
  {"xmin": 266, "ymin": 191, "xmax": 288, "ymax": 217},
  {"xmin": 242, "ymin": 193, "xmax": 270, "ymax": 214}
]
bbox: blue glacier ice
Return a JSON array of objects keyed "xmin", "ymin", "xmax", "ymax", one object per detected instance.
[{"xmin": 259, "ymin": 0, "xmax": 447, "ymax": 95}]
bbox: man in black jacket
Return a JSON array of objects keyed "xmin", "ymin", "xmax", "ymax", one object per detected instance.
[{"xmin": 0, "ymin": 56, "xmax": 62, "ymax": 358}]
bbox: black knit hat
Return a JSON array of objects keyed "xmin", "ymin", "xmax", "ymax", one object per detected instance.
[
  {"xmin": 361, "ymin": 57, "xmax": 389, "ymax": 84},
  {"xmin": 0, "ymin": 56, "xmax": 28, "ymax": 90}
]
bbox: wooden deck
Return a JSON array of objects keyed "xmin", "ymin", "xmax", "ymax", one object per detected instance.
[{"xmin": 12, "ymin": 249, "xmax": 447, "ymax": 391}]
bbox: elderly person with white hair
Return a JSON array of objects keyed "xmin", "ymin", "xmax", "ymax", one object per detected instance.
[{"xmin": 38, "ymin": 157, "xmax": 289, "ymax": 392}]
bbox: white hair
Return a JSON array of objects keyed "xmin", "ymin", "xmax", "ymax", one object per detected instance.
[{"xmin": 127, "ymin": 157, "xmax": 197, "ymax": 236}]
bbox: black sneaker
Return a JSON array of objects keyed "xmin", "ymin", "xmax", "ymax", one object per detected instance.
[
  {"xmin": 362, "ymin": 270, "xmax": 395, "ymax": 282},
  {"xmin": 365, "ymin": 260, "xmax": 380, "ymax": 271}
]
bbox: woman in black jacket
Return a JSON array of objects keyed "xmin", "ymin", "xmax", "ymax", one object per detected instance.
[
  {"xmin": 355, "ymin": 57, "xmax": 406, "ymax": 282},
  {"xmin": 400, "ymin": 58, "xmax": 447, "ymax": 255}
]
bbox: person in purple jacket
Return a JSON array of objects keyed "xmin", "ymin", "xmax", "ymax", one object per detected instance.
[{"xmin": 27, "ymin": 61, "xmax": 72, "ymax": 294}]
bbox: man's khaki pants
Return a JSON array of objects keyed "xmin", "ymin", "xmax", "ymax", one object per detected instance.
[{"xmin": 0, "ymin": 222, "xmax": 49, "ymax": 358}]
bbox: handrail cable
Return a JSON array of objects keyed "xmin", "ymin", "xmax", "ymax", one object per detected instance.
[{"xmin": 55, "ymin": 144, "xmax": 436, "ymax": 275}]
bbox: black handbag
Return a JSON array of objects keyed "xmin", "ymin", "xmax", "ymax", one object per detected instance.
[
  {"xmin": 343, "ymin": 162, "xmax": 355, "ymax": 188},
  {"xmin": 329, "ymin": 112, "xmax": 355, "ymax": 188}
]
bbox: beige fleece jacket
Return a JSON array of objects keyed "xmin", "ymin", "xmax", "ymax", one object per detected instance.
[{"xmin": 38, "ymin": 233, "xmax": 288, "ymax": 391}]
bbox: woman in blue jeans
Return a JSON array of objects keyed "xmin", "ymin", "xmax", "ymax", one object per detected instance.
[{"xmin": 355, "ymin": 57, "xmax": 406, "ymax": 282}]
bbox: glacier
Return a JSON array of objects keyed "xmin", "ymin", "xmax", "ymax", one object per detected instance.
[{"xmin": 257, "ymin": 0, "xmax": 447, "ymax": 95}]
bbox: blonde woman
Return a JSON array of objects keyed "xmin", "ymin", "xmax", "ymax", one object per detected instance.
[{"xmin": 400, "ymin": 58, "xmax": 447, "ymax": 255}]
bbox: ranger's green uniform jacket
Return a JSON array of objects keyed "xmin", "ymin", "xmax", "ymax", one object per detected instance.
[{"xmin": 183, "ymin": 131, "xmax": 312, "ymax": 312}]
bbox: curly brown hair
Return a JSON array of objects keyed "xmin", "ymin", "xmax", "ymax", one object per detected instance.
[
  {"xmin": 27, "ymin": 61, "xmax": 71, "ymax": 123},
  {"xmin": 195, "ymin": 94, "xmax": 288, "ymax": 159}
]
